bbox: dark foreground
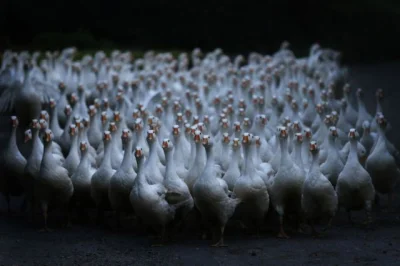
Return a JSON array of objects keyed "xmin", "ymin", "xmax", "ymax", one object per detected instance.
[{"xmin": 1, "ymin": 62, "xmax": 400, "ymax": 265}]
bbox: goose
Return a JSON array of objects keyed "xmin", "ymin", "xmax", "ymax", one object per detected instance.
[
  {"xmin": 0, "ymin": 116, "xmax": 26, "ymax": 213},
  {"xmin": 36, "ymin": 129, "xmax": 74, "ymax": 231},
  {"xmin": 336, "ymin": 129, "xmax": 375, "ymax": 224},
  {"xmin": 320, "ymin": 127, "xmax": 344, "ymax": 187},
  {"xmin": 63, "ymin": 124, "xmax": 80, "ymax": 177},
  {"xmin": 129, "ymin": 147, "xmax": 179, "ymax": 246},
  {"xmin": 70, "ymin": 141, "xmax": 96, "ymax": 221},
  {"xmin": 185, "ymin": 130, "xmax": 206, "ymax": 193},
  {"xmin": 342, "ymin": 84, "xmax": 358, "ymax": 127},
  {"xmin": 87, "ymin": 105, "xmax": 103, "ymax": 149},
  {"xmin": 142, "ymin": 130, "xmax": 165, "ymax": 184},
  {"xmin": 252, "ymin": 136, "xmax": 275, "ymax": 182},
  {"xmin": 233, "ymin": 133, "xmax": 270, "ymax": 235},
  {"xmin": 162, "ymin": 138, "xmax": 194, "ymax": 229},
  {"xmin": 222, "ymin": 138, "xmax": 242, "ymax": 191},
  {"xmin": 108, "ymin": 129, "xmax": 136, "ymax": 227},
  {"xmin": 366, "ymin": 115, "xmax": 400, "ymax": 210},
  {"xmin": 48, "ymin": 98, "xmax": 64, "ymax": 141},
  {"xmin": 171, "ymin": 125, "xmax": 189, "ymax": 180},
  {"xmin": 301, "ymin": 141, "xmax": 338, "ymax": 236},
  {"xmin": 355, "ymin": 88, "xmax": 373, "ymax": 135},
  {"xmin": 193, "ymin": 135, "xmax": 241, "ymax": 246},
  {"xmin": 360, "ymin": 121, "xmax": 376, "ymax": 156},
  {"xmin": 91, "ymin": 131, "xmax": 116, "ymax": 225},
  {"xmin": 268, "ymin": 126, "xmax": 306, "ymax": 238}
]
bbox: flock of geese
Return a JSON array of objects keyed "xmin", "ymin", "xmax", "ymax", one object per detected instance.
[{"xmin": 0, "ymin": 44, "xmax": 399, "ymax": 246}]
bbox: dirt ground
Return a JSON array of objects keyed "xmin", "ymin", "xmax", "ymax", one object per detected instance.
[{"xmin": 0, "ymin": 62, "xmax": 400, "ymax": 265}]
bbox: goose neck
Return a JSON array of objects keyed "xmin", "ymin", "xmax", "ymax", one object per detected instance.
[
  {"xmin": 9, "ymin": 127, "xmax": 18, "ymax": 148},
  {"xmin": 204, "ymin": 146, "xmax": 215, "ymax": 169},
  {"xmin": 348, "ymin": 140, "xmax": 358, "ymax": 161},
  {"xmin": 121, "ymin": 139, "xmax": 133, "ymax": 170},
  {"xmin": 147, "ymin": 140, "xmax": 158, "ymax": 164},
  {"xmin": 279, "ymin": 137, "xmax": 289, "ymax": 165},
  {"xmin": 243, "ymin": 143, "xmax": 254, "ymax": 174},
  {"xmin": 309, "ymin": 152, "xmax": 319, "ymax": 172},
  {"xmin": 101, "ymin": 141, "xmax": 113, "ymax": 168},
  {"xmin": 165, "ymin": 149, "xmax": 176, "ymax": 179}
]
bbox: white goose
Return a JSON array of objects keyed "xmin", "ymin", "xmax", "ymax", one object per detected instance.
[
  {"xmin": 108, "ymin": 129, "xmax": 137, "ymax": 226},
  {"xmin": 36, "ymin": 129, "xmax": 74, "ymax": 231},
  {"xmin": 336, "ymin": 129, "xmax": 375, "ymax": 224},
  {"xmin": 193, "ymin": 135, "xmax": 241, "ymax": 247},
  {"xmin": 233, "ymin": 133, "xmax": 270, "ymax": 235},
  {"xmin": 268, "ymin": 126, "xmax": 306, "ymax": 238},
  {"xmin": 301, "ymin": 141, "xmax": 338, "ymax": 236},
  {"xmin": 366, "ymin": 115, "xmax": 400, "ymax": 209}
]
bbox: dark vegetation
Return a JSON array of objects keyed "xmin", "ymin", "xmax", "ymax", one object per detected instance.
[{"xmin": 1, "ymin": 1, "xmax": 400, "ymax": 64}]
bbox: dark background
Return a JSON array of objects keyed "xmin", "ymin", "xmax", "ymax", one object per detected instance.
[{"xmin": 1, "ymin": 0, "xmax": 400, "ymax": 64}]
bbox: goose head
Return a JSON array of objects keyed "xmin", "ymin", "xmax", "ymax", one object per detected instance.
[
  {"xmin": 108, "ymin": 122, "xmax": 117, "ymax": 134},
  {"xmin": 278, "ymin": 126, "xmax": 288, "ymax": 139},
  {"xmin": 49, "ymin": 98, "xmax": 56, "ymax": 110},
  {"xmin": 197, "ymin": 122, "xmax": 206, "ymax": 133},
  {"xmin": 10, "ymin": 116, "xmax": 19, "ymax": 128},
  {"xmin": 70, "ymin": 93, "xmax": 78, "ymax": 107},
  {"xmin": 77, "ymin": 84, "xmax": 85, "ymax": 96},
  {"xmin": 329, "ymin": 126, "xmax": 338, "ymax": 138},
  {"xmin": 295, "ymin": 133, "xmax": 303, "ymax": 144},
  {"xmin": 100, "ymin": 111, "xmax": 108, "ymax": 126},
  {"xmin": 203, "ymin": 115, "xmax": 210, "ymax": 128},
  {"xmin": 292, "ymin": 121, "xmax": 301, "ymax": 133},
  {"xmin": 202, "ymin": 134, "xmax": 213, "ymax": 150},
  {"xmin": 64, "ymin": 105, "xmax": 72, "ymax": 117},
  {"xmin": 243, "ymin": 118, "xmax": 251, "ymax": 131},
  {"xmin": 315, "ymin": 103, "xmax": 324, "ymax": 115},
  {"xmin": 162, "ymin": 138, "xmax": 173, "ymax": 152},
  {"xmin": 69, "ymin": 124, "xmax": 78, "ymax": 137},
  {"xmin": 222, "ymin": 132, "xmax": 230, "ymax": 144},
  {"xmin": 172, "ymin": 125, "xmax": 180, "ymax": 137},
  {"xmin": 232, "ymin": 137, "xmax": 241, "ymax": 151},
  {"xmin": 114, "ymin": 111, "xmax": 121, "ymax": 123},
  {"xmin": 362, "ymin": 121, "xmax": 371, "ymax": 134},
  {"xmin": 192, "ymin": 115, "xmax": 200, "ymax": 126},
  {"xmin": 88, "ymin": 105, "xmax": 97, "ymax": 118},
  {"xmin": 121, "ymin": 128, "xmax": 132, "ymax": 144},
  {"xmin": 39, "ymin": 119, "xmax": 49, "ymax": 132},
  {"xmin": 254, "ymin": 135, "xmax": 262, "ymax": 147},
  {"xmin": 93, "ymin": 98, "xmax": 101, "ymax": 110},
  {"xmin": 176, "ymin": 113, "xmax": 184, "ymax": 125},
  {"xmin": 348, "ymin": 128, "xmax": 358, "ymax": 141},
  {"xmin": 324, "ymin": 115, "xmax": 332, "ymax": 127},
  {"xmin": 146, "ymin": 129, "xmax": 156, "ymax": 145},
  {"xmin": 80, "ymin": 141, "xmax": 88, "ymax": 154},
  {"xmin": 184, "ymin": 123, "xmax": 192, "ymax": 138},
  {"xmin": 24, "ymin": 129, "xmax": 32, "ymax": 143},
  {"xmin": 31, "ymin": 119, "xmax": 40, "ymax": 131},
  {"xmin": 102, "ymin": 98, "xmax": 110, "ymax": 111},
  {"xmin": 42, "ymin": 129, "xmax": 54, "ymax": 144},
  {"xmin": 356, "ymin": 88, "xmax": 364, "ymax": 99},
  {"xmin": 193, "ymin": 129, "xmax": 202, "ymax": 144},
  {"xmin": 39, "ymin": 110, "xmax": 49, "ymax": 122},
  {"xmin": 309, "ymin": 141, "xmax": 319, "ymax": 154},
  {"xmin": 376, "ymin": 114, "xmax": 387, "ymax": 130},
  {"xmin": 103, "ymin": 130, "xmax": 112, "ymax": 143}
]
